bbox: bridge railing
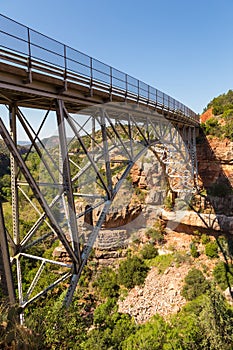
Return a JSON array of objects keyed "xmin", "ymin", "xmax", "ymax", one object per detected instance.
[{"xmin": 0, "ymin": 13, "xmax": 199, "ymax": 122}]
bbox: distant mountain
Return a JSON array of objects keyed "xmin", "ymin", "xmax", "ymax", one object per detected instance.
[{"xmin": 17, "ymin": 141, "xmax": 31, "ymax": 146}]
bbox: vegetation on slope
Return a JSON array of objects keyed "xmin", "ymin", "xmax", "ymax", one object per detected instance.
[
  {"xmin": 201, "ymin": 89, "xmax": 233, "ymax": 140},
  {"xmin": 1, "ymin": 108, "xmax": 233, "ymax": 349}
]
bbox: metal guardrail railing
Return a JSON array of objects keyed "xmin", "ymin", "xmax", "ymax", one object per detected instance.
[{"xmin": 0, "ymin": 13, "xmax": 199, "ymax": 122}]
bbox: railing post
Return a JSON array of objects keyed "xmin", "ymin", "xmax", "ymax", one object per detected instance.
[
  {"xmin": 63, "ymin": 45, "xmax": 67, "ymax": 91},
  {"xmin": 26, "ymin": 27, "xmax": 32, "ymax": 83},
  {"xmin": 89, "ymin": 57, "xmax": 93, "ymax": 96},
  {"xmin": 125, "ymin": 74, "xmax": 128, "ymax": 98},
  {"xmin": 109, "ymin": 66, "xmax": 113, "ymax": 99},
  {"xmin": 137, "ymin": 79, "xmax": 140, "ymax": 102}
]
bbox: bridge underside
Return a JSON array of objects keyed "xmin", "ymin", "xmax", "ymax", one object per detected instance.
[{"xmin": 0, "ymin": 95, "xmax": 198, "ymax": 312}]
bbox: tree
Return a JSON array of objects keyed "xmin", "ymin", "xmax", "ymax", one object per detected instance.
[
  {"xmin": 118, "ymin": 256, "xmax": 149, "ymax": 289},
  {"xmin": 213, "ymin": 261, "xmax": 233, "ymax": 290},
  {"xmin": 93, "ymin": 267, "xmax": 119, "ymax": 298},
  {"xmin": 198, "ymin": 289, "xmax": 233, "ymax": 350},
  {"xmin": 122, "ymin": 314, "xmax": 169, "ymax": 350},
  {"xmin": 83, "ymin": 298, "xmax": 135, "ymax": 350},
  {"xmin": 140, "ymin": 244, "xmax": 158, "ymax": 260},
  {"xmin": 205, "ymin": 241, "xmax": 219, "ymax": 259},
  {"xmin": 181, "ymin": 268, "xmax": 210, "ymax": 301}
]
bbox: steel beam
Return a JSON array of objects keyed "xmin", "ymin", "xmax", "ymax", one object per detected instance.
[{"xmin": 0, "ymin": 201, "xmax": 16, "ymax": 304}]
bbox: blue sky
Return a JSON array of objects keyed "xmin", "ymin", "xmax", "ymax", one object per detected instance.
[{"xmin": 1, "ymin": 0, "xmax": 233, "ymax": 113}]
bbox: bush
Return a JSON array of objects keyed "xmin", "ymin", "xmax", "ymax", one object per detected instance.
[
  {"xmin": 205, "ymin": 241, "xmax": 219, "ymax": 259},
  {"xmin": 213, "ymin": 261, "xmax": 233, "ymax": 290},
  {"xmin": 145, "ymin": 220, "xmax": 165, "ymax": 244},
  {"xmin": 140, "ymin": 244, "xmax": 158, "ymax": 260},
  {"xmin": 190, "ymin": 242, "xmax": 199, "ymax": 258},
  {"xmin": 118, "ymin": 256, "xmax": 149, "ymax": 289},
  {"xmin": 181, "ymin": 268, "xmax": 210, "ymax": 301},
  {"xmin": 147, "ymin": 254, "xmax": 174, "ymax": 273},
  {"xmin": 201, "ymin": 234, "xmax": 210, "ymax": 245},
  {"xmin": 164, "ymin": 195, "xmax": 173, "ymax": 210},
  {"xmin": 223, "ymin": 119, "xmax": 233, "ymax": 141},
  {"xmin": 93, "ymin": 267, "xmax": 119, "ymax": 298},
  {"xmin": 201, "ymin": 117, "xmax": 222, "ymax": 137}
]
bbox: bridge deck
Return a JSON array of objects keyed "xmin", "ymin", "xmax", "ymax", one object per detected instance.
[{"xmin": 0, "ymin": 14, "xmax": 199, "ymax": 126}]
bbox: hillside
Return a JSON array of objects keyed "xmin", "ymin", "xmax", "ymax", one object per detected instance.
[{"xmin": 1, "ymin": 99, "xmax": 233, "ymax": 349}]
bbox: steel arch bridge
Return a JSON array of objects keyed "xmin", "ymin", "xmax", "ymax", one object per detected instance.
[{"xmin": 0, "ymin": 14, "xmax": 199, "ymax": 313}]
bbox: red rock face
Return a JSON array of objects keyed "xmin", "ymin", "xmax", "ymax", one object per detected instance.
[
  {"xmin": 200, "ymin": 107, "xmax": 214, "ymax": 123},
  {"xmin": 197, "ymin": 135, "xmax": 233, "ymax": 188}
]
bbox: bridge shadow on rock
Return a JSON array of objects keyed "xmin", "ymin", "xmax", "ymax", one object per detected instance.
[{"xmin": 194, "ymin": 128, "xmax": 233, "ymax": 297}]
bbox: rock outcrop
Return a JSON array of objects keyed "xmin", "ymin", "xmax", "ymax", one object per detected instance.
[{"xmin": 118, "ymin": 264, "xmax": 187, "ymax": 323}]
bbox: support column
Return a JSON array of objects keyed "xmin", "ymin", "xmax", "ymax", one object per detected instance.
[
  {"xmin": 91, "ymin": 116, "xmax": 95, "ymax": 152},
  {"xmin": 9, "ymin": 105, "xmax": 23, "ymax": 307},
  {"xmin": 0, "ymin": 201, "xmax": 16, "ymax": 304},
  {"xmin": 56, "ymin": 100, "xmax": 81, "ymax": 266},
  {"xmin": 9, "ymin": 105, "xmax": 19, "ymax": 245},
  {"xmin": 101, "ymin": 110, "xmax": 113, "ymax": 198}
]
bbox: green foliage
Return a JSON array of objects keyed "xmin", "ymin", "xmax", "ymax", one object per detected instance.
[
  {"xmin": 83, "ymin": 298, "xmax": 135, "ymax": 350},
  {"xmin": 164, "ymin": 195, "xmax": 173, "ymax": 210},
  {"xmin": 197, "ymin": 288, "xmax": 233, "ymax": 350},
  {"xmin": 205, "ymin": 241, "xmax": 219, "ymax": 259},
  {"xmin": 93, "ymin": 298, "xmax": 118, "ymax": 326},
  {"xmin": 213, "ymin": 261, "xmax": 233, "ymax": 290},
  {"xmin": 26, "ymin": 293, "xmax": 92, "ymax": 350},
  {"xmin": 145, "ymin": 220, "xmax": 165, "ymax": 244},
  {"xmin": 0, "ymin": 302, "xmax": 41, "ymax": 349},
  {"xmin": 134, "ymin": 187, "xmax": 147, "ymax": 202},
  {"xmin": 171, "ymin": 289, "xmax": 233, "ymax": 350},
  {"xmin": 118, "ymin": 256, "xmax": 149, "ymax": 289},
  {"xmin": 207, "ymin": 89, "xmax": 233, "ymax": 114},
  {"xmin": 217, "ymin": 235, "xmax": 233, "ymax": 260},
  {"xmin": 201, "ymin": 117, "xmax": 222, "ymax": 137},
  {"xmin": 181, "ymin": 268, "xmax": 210, "ymax": 301},
  {"xmin": 203, "ymin": 90, "xmax": 233, "ymax": 140},
  {"xmin": 201, "ymin": 233, "xmax": 211, "ymax": 245},
  {"xmin": 223, "ymin": 118, "xmax": 233, "ymax": 141},
  {"xmin": 173, "ymin": 251, "xmax": 191, "ymax": 266},
  {"xmin": 147, "ymin": 253, "xmax": 174, "ymax": 273},
  {"xmin": 222, "ymin": 108, "xmax": 233, "ymax": 119},
  {"xmin": 140, "ymin": 244, "xmax": 158, "ymax": 260},
  {"xmin": 190, "ymin": 242, "xmax": 199, "ymax": 258},
  {"xmin": 0, "ymin": 174, "xmax": 11, "ymax": 202},
  {"xmin": 93, "ymin": 267, "xmax": 119, "ymax": 298},
  {"xmin": 122, "ymin": 314, "xmax": 169, "ymax": 350}
]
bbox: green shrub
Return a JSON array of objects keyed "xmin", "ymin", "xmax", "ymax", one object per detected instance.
[
  {"xmin": 181, "ymin": 268, "xmax": 210, "ymax": 301},
  {"xmin": 190, "ymin": 242, "xmax": 199, "ymax": 258},
  {"xmin": 223, "ymin": 119, "xmax": 233, "ymax": 141},
  {"xmin": 118, "ymin": 256, "xmax": 149, "ymax": 289},
  {"xmin": 147, "ymin": 254, "xmax": 174, "ymax": 273},
  {"xmin": 140, "ymin": 244, "xmax": 158, "ymax": 260},
  {"xmin": 93, "ymin": 267, "xmax": 119, "ymax": 298},
  {"xmin": 222, "ymin": 108, "xmax": 233, "ymax": 119},
  {"xmin": 213, "ymin": 261, "xmax": 233, "ymax": 290},
  {"xmin": 173, "ymin": 251, "xmax": 191, "ymax": 266},
  {"xmin": 205, "ymin": 241, "xmax": 219, "ymax": 259},
  {"xmin": 145, "ymin": 220, "xmax": 165, "ymax": 244},
  {"xmin": 201, "ymin": 234, "xmax": 210, "ymax": 245},
  {"xmin": 164, "ymin": 195, "xmax": 173, "ymax": 210},
  {"xmin": 146, "ymin": 227, "xmax": 164, "ymax": 244},
  {"xmin": 201, "ymin": 117, "xmax": 222, "ymax": 137}
]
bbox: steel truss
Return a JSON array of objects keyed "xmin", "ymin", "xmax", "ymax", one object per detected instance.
[{"xmin": 0, "ymin": 99, "xmax": 198, "ymax": 310}]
